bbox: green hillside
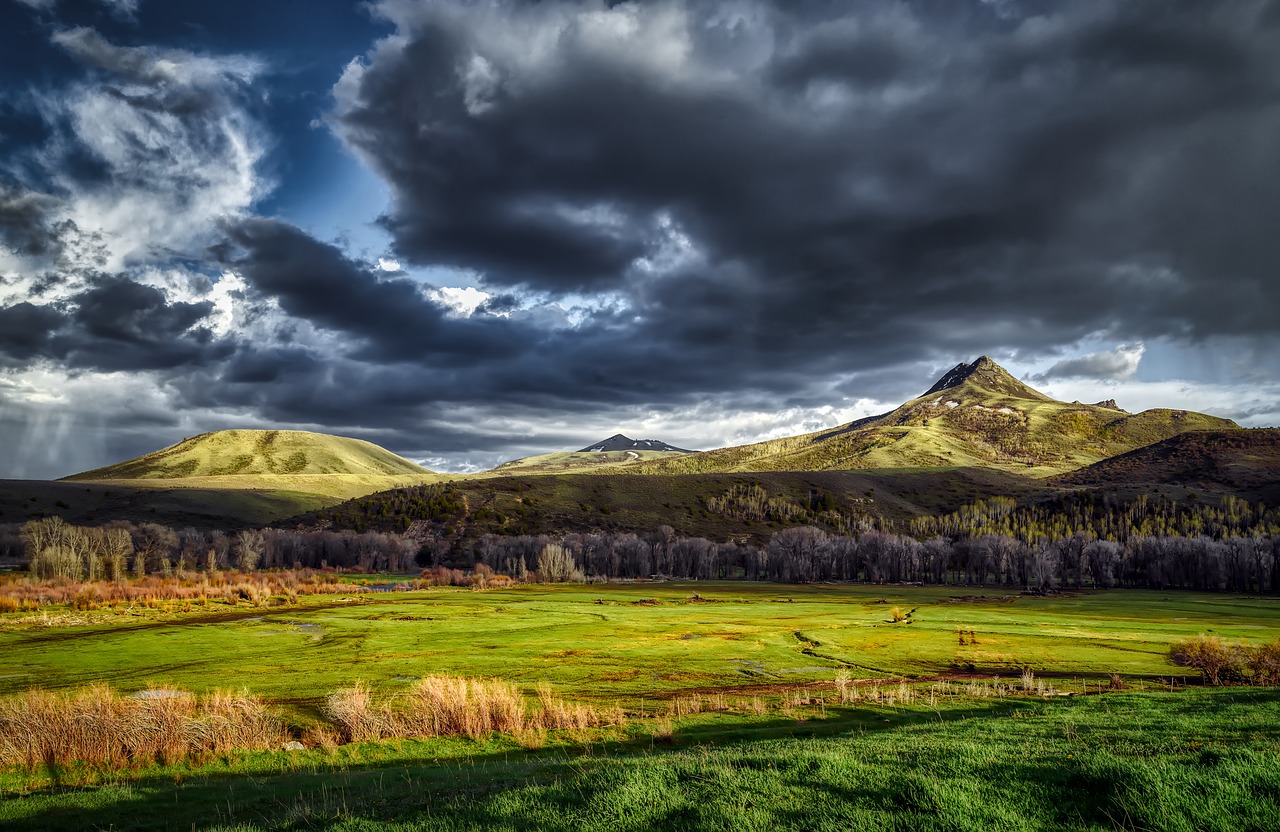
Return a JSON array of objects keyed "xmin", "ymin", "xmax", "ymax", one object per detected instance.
[
  {"xmin": 482, "ymin": 449, "xmax": 687, "ymax": 476},
  {"xmin": 303, "ymin": 467, "xmax": 1051, "ymax": 544},
  {"xmin": 630, "ymin": 357, "xmax": 1239, "ymax": 478},
  {"xmin": 59, "ymin": 430, "xmax": 438, "ymax": 513},
  {"xmin": 66, "ymin": 429, "xmax": 432, "ymax": 480}
]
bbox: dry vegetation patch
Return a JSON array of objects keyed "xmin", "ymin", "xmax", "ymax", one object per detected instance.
[{"xmin": 0, "ymin": 685, "xmax": 286, "ymax": 771}]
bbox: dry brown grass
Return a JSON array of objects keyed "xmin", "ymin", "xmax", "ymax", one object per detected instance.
[
  {"xmin": 0, "ymin": 570, "xmax": 366, "ymax": 615},
  {"xmin": 324, "ymin": 676, "xmax": 624, "ymax": 745},
  {"xmin": 0, "ymin": 685, "xmax": 287, "ymax": 771}
]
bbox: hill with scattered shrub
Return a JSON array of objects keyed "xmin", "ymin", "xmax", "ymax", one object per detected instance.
[
  {"xmin": 628, "ymin": 357, "xmax": 1238, "ymax": 477},
  {"xmin": 1055, "ymin": 429, "xmax": 1280, "ymax": 504}
]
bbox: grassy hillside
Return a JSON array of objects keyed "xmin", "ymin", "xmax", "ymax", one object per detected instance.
[
  {"xmin": 482, "ymin": 449, "xmax": 688, "ymax": 476},
  {"xmin": 56, "ymin": 430, "xmax": 437, "ymax": 512},
  {"xmin": 631, "ymin": 357, "xmax": 1238, "ymax": 478},
  {"xmin": 305, "ymin": 467, "xmax": 1050, "ymax": 542},
  {"xmin": 1056, "ymin": 428, "xmax": 1280, "ymax": 504},
  {"xmin": 66, "ymin": 429, "xmax": 432, "ymax": 480}
]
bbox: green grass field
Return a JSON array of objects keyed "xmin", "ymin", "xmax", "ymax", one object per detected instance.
[
  {"xmin": 3, "ymin": 583, "xmax": 1276, "ymax": 707},
  {"xmin": 1, "ymin": 688, "xmax": 1277, "ymax": 830},
  {"xmin": 2, "ymin": 583, "xmax": 1278, "ymax": 830}
]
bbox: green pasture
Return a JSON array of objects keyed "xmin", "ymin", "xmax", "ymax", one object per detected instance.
[
  {"xmin": 2, "ymin": 689, "xmax": 1278, "ymax": 830},
  {"xmin": 3, "ymin": 583, "xmax": 1277, "ymax": 713}
]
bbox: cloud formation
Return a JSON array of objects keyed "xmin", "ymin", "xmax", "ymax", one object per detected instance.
[
  {"xmin": 1034, "ymin": 344, "xmax": 1146, "ymax": 382},
  {"xmin": 3, "ymin": 1, "xmax": 1280, "ymax": 477},
  {"xmin": 336, "ymin": 0, "xmax": 1280, "ymax": 346}
]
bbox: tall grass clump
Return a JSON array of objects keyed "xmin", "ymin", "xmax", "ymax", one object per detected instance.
[
  {"xmin": 323, "ymin": 676, "xmax": 623, "ymax": 745},
  {"xmin": 0, "ymin": 685, "xmax": 286, "ymax": 771},
  {"xmin": 404, "ymin": 676, "xmax": 528, "ymax": 739},
  {"xmin": 323, "ymin": 682, "xmax": 388, "ymax": 743}
]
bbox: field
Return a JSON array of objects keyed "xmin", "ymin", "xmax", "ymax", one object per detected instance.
[
  {"xmin": 1, "ymin": 582, "xmax": 1278, "ymax": 830},
  {"xmin": 4, "ymin": 583, "xmax": 1278, "ymax": 705}
]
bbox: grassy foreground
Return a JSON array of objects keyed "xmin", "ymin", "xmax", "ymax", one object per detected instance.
[
  {"xmin": 1, "ymin": 690, "xmax": 1277, "ymax": 830},
  {"xmin": 2, "ymin": 582, "xmax": 1278, "ymax": 829}
]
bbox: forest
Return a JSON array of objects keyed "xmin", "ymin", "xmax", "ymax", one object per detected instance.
[{"xmin": 4, "ymin": 487, "xmax": 1278, "ymax": 593}]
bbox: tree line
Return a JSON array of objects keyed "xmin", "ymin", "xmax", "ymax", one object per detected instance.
[
  {"xmin": 6, "ymin": 491, "xmax": 1278, "ymax": 592},
  {"xmin": 7, "ymin": 517, "xmax": 417, "ymax": 580}
]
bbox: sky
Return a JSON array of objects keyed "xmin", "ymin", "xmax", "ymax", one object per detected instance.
[{"xmin": 2, "ymin": 0, "xmax": 1280, "ymax": 478}]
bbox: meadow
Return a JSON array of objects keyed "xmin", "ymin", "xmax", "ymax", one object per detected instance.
[
  {"xmin": 1, "ymin": 581, "xmax": 1278, "ymax": 829},
  {"xmin": 5, "ymin": 582, "xmax": 1279, "ymax": 705}
]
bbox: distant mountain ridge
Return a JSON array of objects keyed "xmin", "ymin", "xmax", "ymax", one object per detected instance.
[
  {"xmin": 629, "ymin": 356, "xmax": 1238, "ymax": 477},
  {"xmin": 578, "ymin": 434, "xmax": 694, "ymax": 453},
  {"xmin": 483, "ymin": 434, "xmax": 693, "ymax": 476}
]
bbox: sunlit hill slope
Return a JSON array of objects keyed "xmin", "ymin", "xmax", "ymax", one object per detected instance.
[
  {"xmin": 629, "ymin": 357, "xmax": 1239, "ymax": 477},
  {"xmin": 63, "ymin": 429, "xmax": 437, "ymax": 504}
]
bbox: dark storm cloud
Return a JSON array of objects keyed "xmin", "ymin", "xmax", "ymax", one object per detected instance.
[
  {"xmin": 0, "ymin": 187, "xmax": 63, "ymax": 258},
  {"xmin": 217, "ymin": 217, "xmax": 533, "ymax": 364},
  {"xmin": 9, "ymin": 0, "xmax": 1280, "ymax": 477},
  {"xmin": 0, "ymin": 301, "xmax": 63, "ymax": 360},
  {"xmin": 331, "ymin": 0, "xmax": 1280, "ymax": 371},
  {"xmin": 0, "ymin": 274, "xmax": 228, "ymax": 371}
]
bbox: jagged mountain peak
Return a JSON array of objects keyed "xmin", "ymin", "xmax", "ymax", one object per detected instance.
[
  {"xmin": 921, "ymin": 356, "xmax": 1051, "ymax": 401},
  {"xmin": 578, "ymin": 434, "xmax": 694, "ymax": 454}
]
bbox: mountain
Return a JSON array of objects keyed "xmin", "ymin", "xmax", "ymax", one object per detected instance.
[
  {"xmin": 1055, "ymin": 429, "xmax": 1280, "ymax": 503},
  {"xmin": 62, "ymin": 429, "xmax": 437, "ymax": 507},
  {"xmin": 629, "ymin": 356, "xmax": 1239, "ymax": 477},
  {"xmin": 484, "ymin": 434, "xmax": 693, "ymax": 476},
  {"xmin": 578, "ymin": 434, "xmax": 694, "ymax": 453}
]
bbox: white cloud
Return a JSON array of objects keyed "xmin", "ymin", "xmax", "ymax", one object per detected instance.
[
  {"xmin": 27, "ymin": 29, "xmax": 269, "ymax": 271},
  {"xmin": 1033, "ymin": 343, "xmax": 1146, "ymax": 382},
  {"xmin": 429, "ymin": 285, "xmax": 490, "ymax": 317},
  {"xmin": 376, "ymin": 257, "xmax": 402, "ymax": 272}
]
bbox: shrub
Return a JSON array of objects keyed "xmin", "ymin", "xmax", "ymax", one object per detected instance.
[
  {"xmin": 1247, "ymin": 639, "xmax": 1280, "ymax": 687},
  {"xmin": 1168, "ymin": 635, "xmax": 1247, "ymax": 685}
]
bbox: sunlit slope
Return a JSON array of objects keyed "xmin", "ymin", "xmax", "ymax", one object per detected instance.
[
  {"xmin": 481, "ymin": 449, "xmax": 687, "ymax": 476},
  {"xmin": 62, "ymin": 429, "xmax": 437, "ymax": 504},
  {"xmin": 631, "ymin": 357, "xmax": 1238, "ymax": 477}
]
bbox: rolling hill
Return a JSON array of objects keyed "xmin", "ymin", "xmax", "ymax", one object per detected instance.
[
  {"xmin": 483, "ymin": 434, "xmax": 693, "ymax": 475},
  {"xmin": 57, "ymin": 430, "xmax": 438, "ymax": 519},
  {"xmin": 629, "ymin": 356, "xmax": 1239, "ymax": 477},
  {"xmin": 1055, "ymin": 429, "xmax": 1280, "ymax": 504}
]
